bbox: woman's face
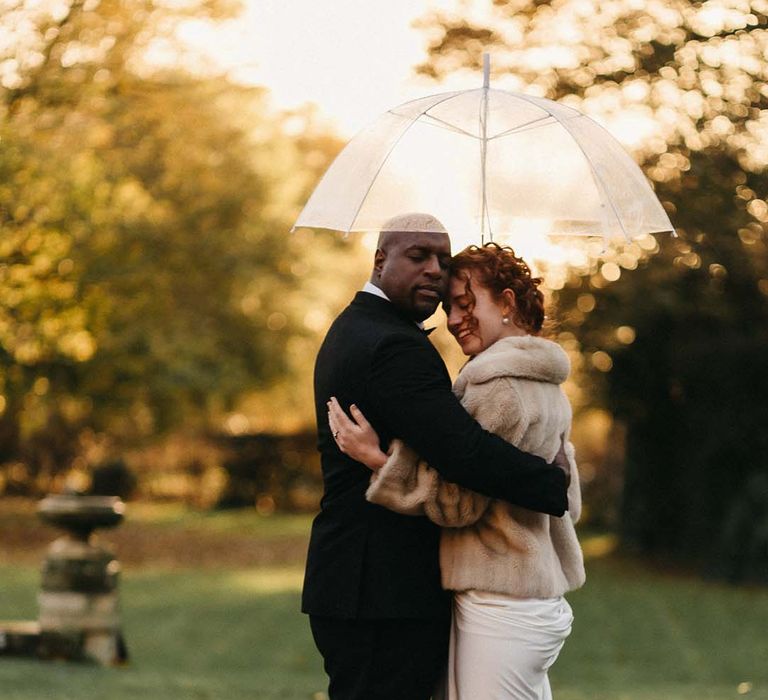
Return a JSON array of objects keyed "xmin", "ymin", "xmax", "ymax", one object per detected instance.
[{"xmin": 445, "ymin": 272, "xmax": 525, "ymax": 356}]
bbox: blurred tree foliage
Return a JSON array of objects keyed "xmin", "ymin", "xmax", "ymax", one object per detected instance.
[
  {"xmin": 419, "ymin": 0, "xmax": 768, "ymax": 575},
  {"xmin": 0, "ymin": 0, "xmax": 347, "ymax": 494}
]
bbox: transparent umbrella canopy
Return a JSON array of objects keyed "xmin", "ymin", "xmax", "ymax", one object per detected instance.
[{"xmin": 293, "ymin": 57, "xmax": 674, "ymax": 249}]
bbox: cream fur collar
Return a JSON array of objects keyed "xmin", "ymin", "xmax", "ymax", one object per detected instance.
[{"xmin": 454, "ymin": 335, "xmax": 570, "ymax": 394}]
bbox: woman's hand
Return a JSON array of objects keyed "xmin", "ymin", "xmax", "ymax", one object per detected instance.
[{"xmin": 327, "ymin": 397, "xmax": 388, "ymax": 470}]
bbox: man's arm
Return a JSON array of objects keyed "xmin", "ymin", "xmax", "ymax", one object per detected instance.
[{"xmin": 368, "ymin": 334, "xmax": 568, "ymax": 516}]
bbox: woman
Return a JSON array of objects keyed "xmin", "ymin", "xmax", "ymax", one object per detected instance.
[{"xmin": 328, "ymin": 242, "xmax": 585, "ymax": 699}]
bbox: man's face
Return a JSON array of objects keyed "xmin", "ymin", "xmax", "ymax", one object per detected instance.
[{"xmin": 373, "ymin": 231, "xmax": 452, "ymax": 322}]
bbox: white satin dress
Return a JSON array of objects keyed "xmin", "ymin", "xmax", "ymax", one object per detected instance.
[{"xmin": 436, "ymin": 590, "xmax": 574, "ymax": 700}]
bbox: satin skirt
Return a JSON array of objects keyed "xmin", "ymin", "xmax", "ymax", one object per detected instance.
[{"xmin": 437, "ymin": 591, "xmax": 573, "ymax": 700}]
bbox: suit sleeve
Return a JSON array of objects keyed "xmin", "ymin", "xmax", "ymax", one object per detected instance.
[
  {"xmin": 367, "ymin": 334, "xmax": 568, "ymax": 516},
  {"xmin": 423, "ymin": 375, "xmax": 527, "ymax": 527}
]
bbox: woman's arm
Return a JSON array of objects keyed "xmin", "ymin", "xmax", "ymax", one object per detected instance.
[
  {"xmin": 329, "ymin": 396, "xmax": 483, "ymax": 522},
  {"xmin": 424, "ymin": 479, "xmax": 491, "ymax": 527},
  {"xmin": 366, "ymin": 439, "xmax": 436, "ymax": 516},
  {"xmin": 327, "ymin": 397, "xmax": 387, "ymax": 470}
]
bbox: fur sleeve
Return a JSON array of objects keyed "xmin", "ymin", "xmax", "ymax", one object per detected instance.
[
  {"xmin": 365, "ymin": 438, "xmax": 488, "ymax": 525},
  {"xmin": 423, "ymin": 479, "xmax": 491, "ymax": 527},
  {"xmin": 564, "ymin": 439, "xmax": 582, "ymax": 523},
  {"xmin": 365, "ymin": 439, "xmax": 437, "ymax": 516}
]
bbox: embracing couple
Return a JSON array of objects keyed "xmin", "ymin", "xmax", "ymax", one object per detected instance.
[{"xmin": 303, "ymin": 213, "xmax": 585, "ymax": 700}]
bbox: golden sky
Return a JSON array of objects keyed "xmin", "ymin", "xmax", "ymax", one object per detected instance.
[{"xmin": 177, "ymin": 0, "xmax": 472, "ymax": 136}]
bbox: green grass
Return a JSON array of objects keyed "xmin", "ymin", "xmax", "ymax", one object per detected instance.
[
  {"xmin": 0, "ymin": 565, "xmax": 323, "ymax": 700},
  {"xmin": 1, "ymin": 505, "xmax": 767, "ymax": 699},
  {"xmin": 552, "ymin": 557, "xmax": 768, "ymax": 699}
]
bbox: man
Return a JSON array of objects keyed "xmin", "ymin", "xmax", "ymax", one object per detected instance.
[{"xmin": 303, "ymin": 213, "xmax": 569, "ymax": 700}]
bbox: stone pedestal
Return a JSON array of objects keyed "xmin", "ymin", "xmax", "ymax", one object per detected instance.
[{"xmin": 36, "ymin": 495, "xmax": 128, "ymax": 665}]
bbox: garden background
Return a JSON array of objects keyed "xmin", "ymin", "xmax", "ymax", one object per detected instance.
[{"xmin": 2, "ymin": 1, "xmax": 768, "ymax": 698}]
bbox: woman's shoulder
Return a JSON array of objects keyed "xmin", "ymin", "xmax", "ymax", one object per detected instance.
[{"xmin": 456, "ymin": 335, "xmax": 570, "ymax": 389}]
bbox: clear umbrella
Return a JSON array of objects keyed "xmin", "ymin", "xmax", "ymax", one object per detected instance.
[{"xmin": 293, "ymin": 56, "xmax": 673, "ymax": 249}]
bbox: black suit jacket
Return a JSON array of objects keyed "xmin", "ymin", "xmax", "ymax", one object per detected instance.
[{"xmin": 302, "ymin": 292, "xmax": 568, "ymax": 620}]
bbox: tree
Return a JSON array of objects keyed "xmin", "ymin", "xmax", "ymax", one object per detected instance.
[
  {"xmin": 0, "ymin": 1, "xmax": 347, "ymax": 493},
  {"xmin": 417, "ymin": 0, "xmax": 768, "ymax": 574}
]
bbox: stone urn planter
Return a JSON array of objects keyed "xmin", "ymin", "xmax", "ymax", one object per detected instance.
[{"xmin": 36, "ymin": 494, "xmax": 128, "ymax": 665}]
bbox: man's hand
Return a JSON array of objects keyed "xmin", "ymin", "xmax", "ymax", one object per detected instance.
[{"xmin": 553, "ymin": 437, "xmax": 571, "ymax": 489}]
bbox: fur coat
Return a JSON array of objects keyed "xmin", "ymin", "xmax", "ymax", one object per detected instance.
[{"xmin": 366, "ymin": 334, "xmax": 586, "ymax": 598}]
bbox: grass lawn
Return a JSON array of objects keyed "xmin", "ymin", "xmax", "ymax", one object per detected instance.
[
  {"xmin": 0, "ymin": 564, "xmax": 321, "ymax": 700},
  {"xmin": 1, "ymin": 502, "xmax": 767, "ymax": 699}
]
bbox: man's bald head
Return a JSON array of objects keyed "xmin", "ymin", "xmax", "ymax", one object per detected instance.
[
  {"xmin": 376, "ymin": 212, "xmax": 449, "ymax": 252},
  {"xmin": 370, "ymin": 213, "xmax": 452, "ymax": 321}
]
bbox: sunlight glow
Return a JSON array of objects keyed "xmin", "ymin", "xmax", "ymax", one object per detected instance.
[
  {"xmin": 580, "ymin": 533, "xmax": 619, "ymax": 559},
  {"xmin": 174, "ymin": 0, "xmax": 463, "ymax": 136},
  {"xmin": 601, "ymin": 110, "xmax": 659, "ymax": 150},
  {"xmin": 229, "ymin": 567, "xmax": 304, "ymax": 594}
]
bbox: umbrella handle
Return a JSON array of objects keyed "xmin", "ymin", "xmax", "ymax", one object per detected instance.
[{"xmin": 483, "ymin": 53, "xmax": 490, "ymax": 89}]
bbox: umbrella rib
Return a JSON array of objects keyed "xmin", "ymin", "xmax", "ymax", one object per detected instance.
[
  {"xmin": 420, "ymin": 113, "xmax": 479, "ymax": 139},
  {"xmin": 510, "ymin": 94, "xmax": 630, "ymax": 241},
  {"xmin": 347, "ymin": 92, "xmax": 466, "ymax": 233},
  {"xmin": 386, "ymin": 109, "xmax": 478, "ymax": 139},
  {"xmin": 388, "ymin": 89, "xmax": 464, "ymax": 111},
  {"xmin": 487, "ymin": 115, "xmax": 555, "ymax": 141},
  {"xmin": 560, "ymin": 110, "xmax": 674, "ymax": 235},
  {"xmin": 560, "ymin": 116, "xmax": 631, "ymax": 242}
]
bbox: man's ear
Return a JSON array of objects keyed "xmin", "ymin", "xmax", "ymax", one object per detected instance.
[{"xmin": 373, "ymin": 249, "xmax": 386, "ymax": 277}]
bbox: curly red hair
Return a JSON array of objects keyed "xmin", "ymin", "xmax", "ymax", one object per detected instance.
[{"xmin": 450, "ymin": 242, "xmax": 545, "ymax": 335}]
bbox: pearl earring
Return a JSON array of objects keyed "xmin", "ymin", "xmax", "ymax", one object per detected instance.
[{"xmin": 502, "ymin": 316, "xmax": 510, "ymax": 325}]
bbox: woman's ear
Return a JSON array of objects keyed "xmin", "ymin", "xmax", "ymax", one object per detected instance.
[{"xmin": 500, "ymin": 288, "xmax": 516, "ymax": 316}]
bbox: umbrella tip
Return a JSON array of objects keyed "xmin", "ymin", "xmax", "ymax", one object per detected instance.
[{"xmin": 483, "ymin": 54, "xmax": 490, "ymax": 89}]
